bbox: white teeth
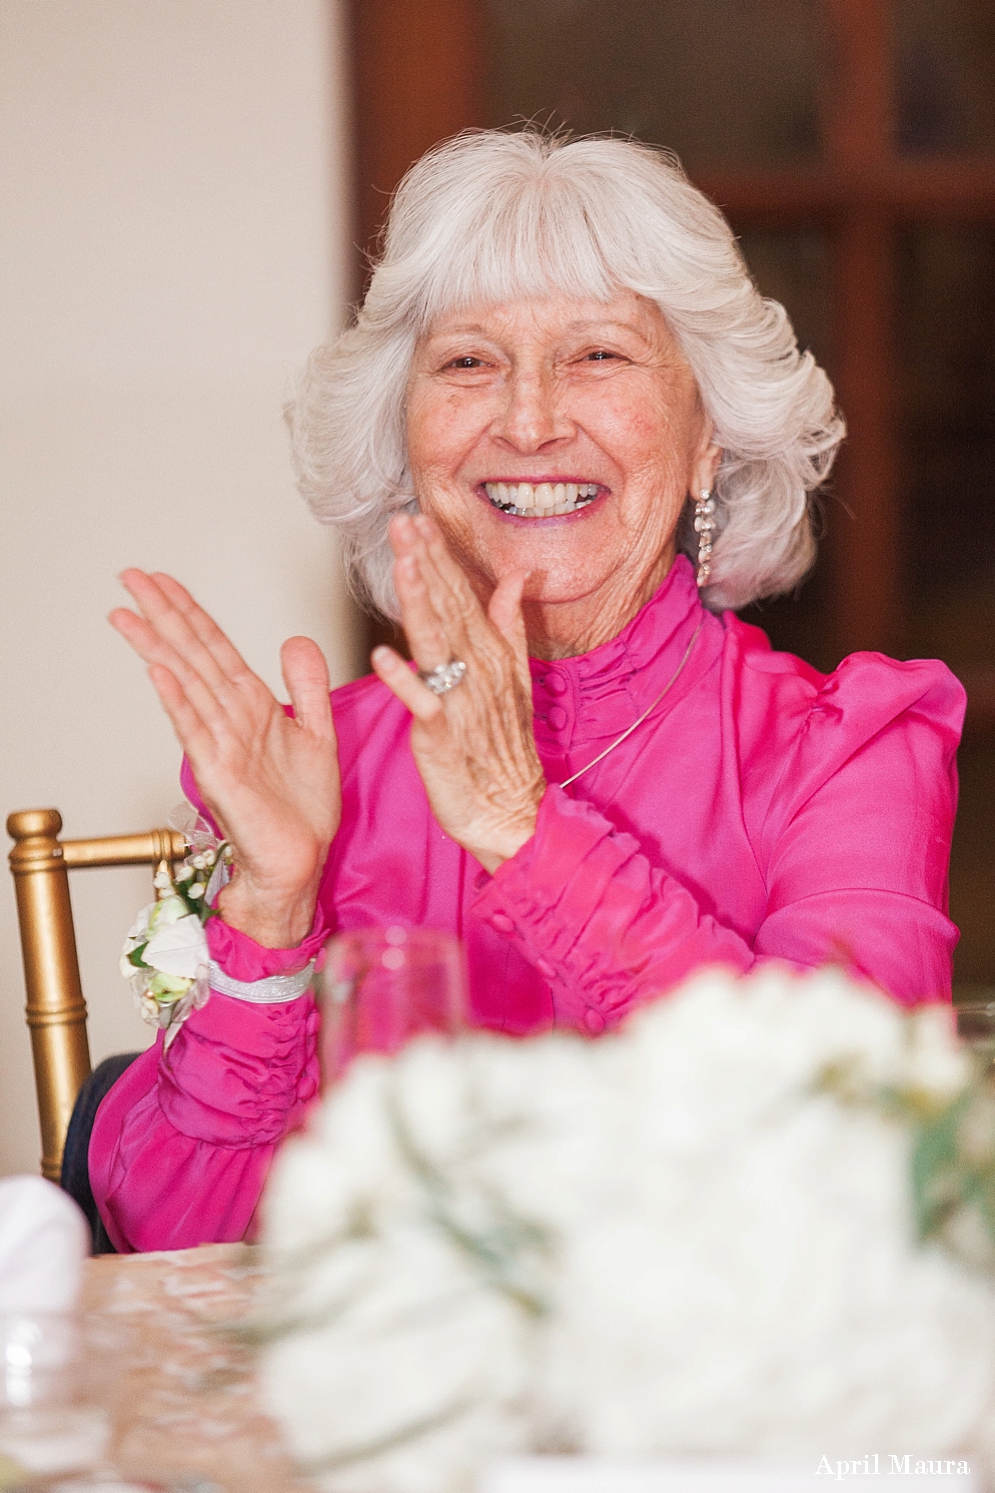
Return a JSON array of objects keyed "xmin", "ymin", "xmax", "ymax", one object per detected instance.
[{"xmin": 483, "ymin": 481, "xmax": 600, "ymax": 515}]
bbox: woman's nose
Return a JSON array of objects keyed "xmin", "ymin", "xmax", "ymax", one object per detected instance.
[{"xmin": 492, "ymin": 370, "xmax": 571, "ymax": 452}]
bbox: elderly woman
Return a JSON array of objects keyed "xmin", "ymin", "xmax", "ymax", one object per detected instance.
[{"xmin": 92, "ymin": 131, "xmax": 962, "ymax": 1253}]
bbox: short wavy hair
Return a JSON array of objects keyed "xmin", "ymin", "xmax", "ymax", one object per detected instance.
[{"xmin": 288, "ymin": 129, "xmax": 844, "ymax": 618}]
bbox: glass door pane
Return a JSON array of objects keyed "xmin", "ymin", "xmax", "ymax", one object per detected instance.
[
  {"xmin": 485, "ymin": 0, "xmax": 823, "ymax": 169},
  {"xmin": 897, "ymin": 226, "xmax": 995, "ymax": 674},
  {"xmin": 895, "ymin": 0, "xmax": 995, "ymax": 156}
]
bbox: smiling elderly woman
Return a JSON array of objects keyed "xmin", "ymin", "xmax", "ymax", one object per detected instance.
[{"xmin": 92, "ymin": 131, "xmax": 963, "ymax": 1252}]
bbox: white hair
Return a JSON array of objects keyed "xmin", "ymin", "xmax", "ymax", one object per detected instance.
[{"xmin": 288, "ymin": 130, "xmax": 844, "ymax": 618}]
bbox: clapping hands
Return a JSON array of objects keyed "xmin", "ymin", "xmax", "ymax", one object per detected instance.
[{"xmin": 111, "ymin": 515, "xmax": 544, "ymax": 948}]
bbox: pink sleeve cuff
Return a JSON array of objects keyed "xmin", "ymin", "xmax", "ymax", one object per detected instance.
[{"xmin": 205, "ymin": 901, "xmax": 331, "ymax": 981}]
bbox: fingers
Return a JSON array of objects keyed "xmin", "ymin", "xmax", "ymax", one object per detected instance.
[
  {"xmin": 149, "ymin": 571, "xmax": 254, "ymax": 681},
  {"xmin": 390, "ymin": 512, "xmax": 506, "ymax": 674},
  {"xmin": 281, "ymin": 636, "xmax": 335, "ymax": 739},
  {"xmin": 145, "ymin": 662, "xmax": 215, "ymax": 760},
  {"xmin": 111, "ymin": 569, "xmax": 270, "ymax": 736},
  {"xmin": 110, "ymin": 600, "xmax": 231, "ymax": 736},
  {"xmin": 393, "ymin": 550, "xmax": 456, "ymax": 672},
  {"xmin": 116, "ymin": 569, "xmax": 251, "ymax": 695},
  {"xmin": 487, "ymin": 569, "xmax": 530, "ymax": 664},
  {"xmin": 370, "ymin": 646, "xmax": 443, "ymax": 724},
  {"xmin": 407, "ymin": 516, "xmax": 484, "ymax": 639}
]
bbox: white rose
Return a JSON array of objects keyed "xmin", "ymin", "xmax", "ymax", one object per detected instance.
[
  {"xmin": 143, "ymin": 908, "xmax": 208, "ymax": 981},
  {"xmin": 120, "ymin": 901, "xmax": 155, "ymax": 978},
  {"xmin": 147, "ymin": 893, "xmax": 192, "ymax": 931}
]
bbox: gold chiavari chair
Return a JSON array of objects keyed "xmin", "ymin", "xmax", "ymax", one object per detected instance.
[{"xmin": 6, "ymin": 809, "xmax": 186, "ymax": 1181}]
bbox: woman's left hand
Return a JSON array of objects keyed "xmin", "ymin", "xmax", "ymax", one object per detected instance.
[{"xmin": 371, "ymin": 513, "xmax": 545, "ymax": 874}]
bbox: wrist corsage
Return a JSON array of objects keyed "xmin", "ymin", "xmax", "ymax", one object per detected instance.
[{"xmin": 120, "ymin": 806, "xmax": 233, "ymax": 1048}]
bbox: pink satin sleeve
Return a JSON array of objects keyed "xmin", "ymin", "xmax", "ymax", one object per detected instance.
[
  {"xmin": 471, "ymin": 655, "xmax": 962, "ymax": 1027},
  {"xmin": 89, "ymin": 784, "xmax": 329, "ymax": 1257},
  {"xmin": 89, "ymin": 987, "xmax": 321, "ymax": 1253},
  {"xmin": 89, "ymin": 753, "xmax": 330, "ymax": 1252},
  {"xmin": 471, "ymin": 785, "xmax": 757, "ymax": 1035}
]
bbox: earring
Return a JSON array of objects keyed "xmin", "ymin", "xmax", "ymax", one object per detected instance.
[{"xmin": 694, "ymin": 489, "xmax": 716, "ymax": 589}]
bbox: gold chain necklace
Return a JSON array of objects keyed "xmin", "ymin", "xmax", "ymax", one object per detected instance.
[{"xmin": 557, "ymin": 620, "xmax": 704, "ymax": 789}]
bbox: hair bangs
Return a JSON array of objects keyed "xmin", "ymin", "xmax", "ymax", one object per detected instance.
[{"xmin": 403, "ymin": 182, "xmax": 623, "ymax": 334}]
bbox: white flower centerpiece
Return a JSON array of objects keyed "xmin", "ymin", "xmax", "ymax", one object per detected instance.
[{"xmin": 257, "ymin": 967, "xmax": 995, "ymax": 1493}]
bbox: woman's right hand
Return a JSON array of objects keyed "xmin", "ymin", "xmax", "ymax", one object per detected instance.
[{"xmin": 110, "ymin": 570, "xmax": 340, "ymax": 949}]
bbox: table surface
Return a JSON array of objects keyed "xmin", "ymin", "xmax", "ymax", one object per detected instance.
[{"xmin": 81, "ymin": 1242, "xmax": 316, "ymax": 1493}]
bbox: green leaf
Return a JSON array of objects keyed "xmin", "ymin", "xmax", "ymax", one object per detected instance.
[
  {"xmin": 910, "ymin": 1092, "xmax": 964, "ymax": 1234},
  {"xmin": 911, "ymin": 1087, "xmax": 995, "ymax": 1258}
]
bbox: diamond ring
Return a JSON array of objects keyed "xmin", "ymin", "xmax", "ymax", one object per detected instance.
[{"xmin": 418, "ymin": 659, "xmax": 467, "ymax": 695}]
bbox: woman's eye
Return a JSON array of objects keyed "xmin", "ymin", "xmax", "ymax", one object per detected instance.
[
  {"xmin": 583, "ymin": 350, "xmax": 619, "ymax": 362},
  {"xmin": 446, "ymin": 356, "xmax": 484, "ymax": 370}
]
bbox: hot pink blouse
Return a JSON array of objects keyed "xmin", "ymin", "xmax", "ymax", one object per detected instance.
[{"xmin": 90, "ymin": 557, "xmax": 964, "ymax": 1252}]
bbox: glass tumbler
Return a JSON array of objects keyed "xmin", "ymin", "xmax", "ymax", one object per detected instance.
[
  {"xmin": 0, "ymin": 1311, "xmax": 110, "ymax": 1479},
  {"xmin": 320, "ymin": 926, "xmax": 467, "ymax": 1084}
]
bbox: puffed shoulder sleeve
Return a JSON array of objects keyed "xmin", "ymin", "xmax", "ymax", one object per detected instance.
[{"xmin": 753, "ymin": 652, "xmax": 965, "ymax": 1003}]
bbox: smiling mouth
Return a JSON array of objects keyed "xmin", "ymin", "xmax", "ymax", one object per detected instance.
[{"xmin": 482, "ymin": 481, "xmax": 601, "ymax": 517}]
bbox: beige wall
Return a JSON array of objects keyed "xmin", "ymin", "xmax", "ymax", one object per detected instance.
[{"xmin": 0, "ymin": 0, "xmax": 360, "ymax": 1175}]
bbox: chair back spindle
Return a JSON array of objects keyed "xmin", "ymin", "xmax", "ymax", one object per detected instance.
[{"xmin": 7, "ymin": 808, "xmax": 185, "ymax": 1180}]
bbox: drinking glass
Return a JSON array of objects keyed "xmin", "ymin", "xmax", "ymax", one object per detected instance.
[
  {"xmin": 956, "ymin": 999, "xmax": 995, "ymax": 1047},
  {"xmin": 320, "ymin": 926, "xmax": 467, "ymax": 1084},
  {"xmin": 0, "ymin": 1311, "xmax": 110, "ymax": 1479}
]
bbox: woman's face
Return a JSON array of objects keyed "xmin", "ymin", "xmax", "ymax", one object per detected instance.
[{"xmin": 405, "ymin": 290, "xmax": 720, "ymax": 654}]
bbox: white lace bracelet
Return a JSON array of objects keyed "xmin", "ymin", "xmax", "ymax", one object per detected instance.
[{"xmin": 208, "ymin": 959, "xmax": 316, "ymax": 1004}]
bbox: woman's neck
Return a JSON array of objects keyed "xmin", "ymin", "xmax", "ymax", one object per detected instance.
[{"xmin": 522, "ymin": 547, "xmax": 676, "ymax": 661}]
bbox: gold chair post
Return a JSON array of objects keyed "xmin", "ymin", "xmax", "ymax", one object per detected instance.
[{"xmin": 7, "ymin": 809, "xmax": 92, "ymax": 1181}]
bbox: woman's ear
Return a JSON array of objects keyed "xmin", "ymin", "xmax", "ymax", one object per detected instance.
[{"xmin": 693, "ymin": 421, "xmax": 722, "ymax": 496}]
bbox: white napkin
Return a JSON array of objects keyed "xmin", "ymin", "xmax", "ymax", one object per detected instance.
[{"xmin": 0, "ymin": 1176, "xmax": 89, "ymax": 1312}]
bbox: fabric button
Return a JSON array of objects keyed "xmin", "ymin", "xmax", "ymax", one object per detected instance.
[
  {"xmin": 583, "ymin": 1008, "xmax": 606, "ymax": 1036},
  {"xmin": 547, "ymin": 705, "xmax": 568, "ymax": 731},
  {"xmin": 535, "ymin": 957, "xmax": 556, "ymax": 979},
  {"xmin": 490, "ymin": 912, "xmax": 515, "ymax": 933},
  {"xmin": 546, "ymin": 671, "xmax": 568, "ymax": 696}
]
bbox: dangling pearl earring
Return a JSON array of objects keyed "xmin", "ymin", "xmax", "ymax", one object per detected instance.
[{"xmin": 694, "ymin": 489, "xmax": 716, "ymax": 589}]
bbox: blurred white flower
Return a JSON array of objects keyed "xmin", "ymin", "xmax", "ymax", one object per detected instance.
[
  {"xmin": 903, "ymin": 1003, "xmax": 972, "ymax": 1105},
  {"xmin": 259, "ymin": 967, "xmax": 995, "ymax": 1493}
]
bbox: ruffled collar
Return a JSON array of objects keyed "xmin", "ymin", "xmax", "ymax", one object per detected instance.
[{"xmin": 528, "ymin": 555, "xmax": 719, "ymax": 762}]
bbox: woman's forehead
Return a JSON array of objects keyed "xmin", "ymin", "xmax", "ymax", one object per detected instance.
[{"xmin": 418, "ymin": 289, "xmax": 674, "ymax": 344}]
